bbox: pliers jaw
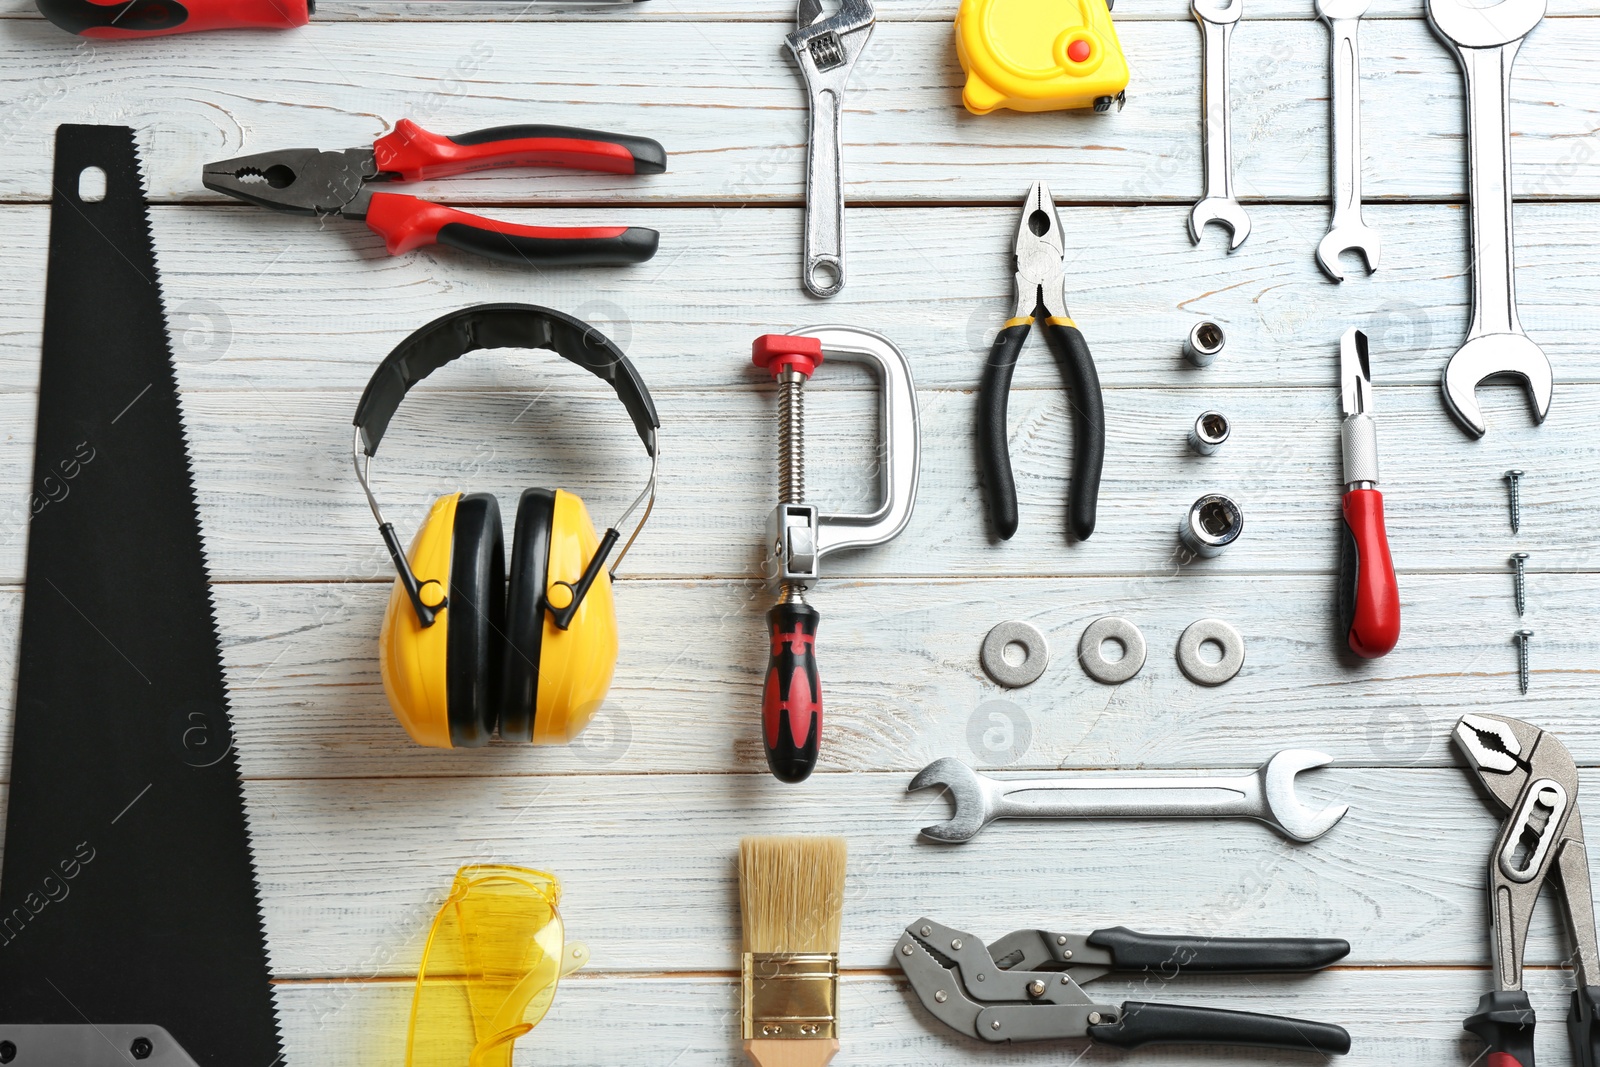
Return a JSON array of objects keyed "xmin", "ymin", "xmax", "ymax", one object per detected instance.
[
  {"xmin": 1012, "ymin": 180, "xmax": 1070, "ymax": 321},
  {"xmin": 202, "ymin": 147, "xmax": 377, "ymax": 217}
]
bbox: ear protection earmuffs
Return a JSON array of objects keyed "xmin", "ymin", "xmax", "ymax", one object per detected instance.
[{"xmin": 352, "ymin": 304, "xmax": 659, "ymax": 749}]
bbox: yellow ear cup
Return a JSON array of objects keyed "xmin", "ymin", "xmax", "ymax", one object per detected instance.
[
  {"xmin": 380, "ymin": 493, "xmax": 459, "ymax": 748},
  {"xmin": 532, "ymin": 490, "xmax": 619, "ymax": 744}
]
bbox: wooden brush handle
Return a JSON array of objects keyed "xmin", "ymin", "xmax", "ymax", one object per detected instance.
[{"xmin": 744, "ymin": 1038, "xmax": 839, "ymax": 1066}]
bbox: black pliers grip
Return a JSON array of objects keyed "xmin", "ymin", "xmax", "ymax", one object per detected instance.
[{"xmin": 979, "ymin": 315, "xmax": 1105, "ymax": 541}]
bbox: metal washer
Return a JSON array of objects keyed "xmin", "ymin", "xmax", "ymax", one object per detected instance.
[
  {"xmin": 1077, "ymin": 617, "xmax": 1147, "ymax": 685},
  {"xmin": 1176, "ymin": 618, "xmax": 1245, "ymax": 685},
  {"xmin": 980, "ymin": 621, "xmax": 1050, "ymax": 688}
]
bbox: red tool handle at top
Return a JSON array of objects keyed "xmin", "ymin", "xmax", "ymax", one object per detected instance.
[
  {"xmin": 36, "ymin": 0, "xmax": 308, "ymax": 37},
  {"xmin": 373, "ymin": 120, "xmax": 668, "ymax": 181},
  {"xmin": 763, "ymin": 602, "xmax": 821, "ymax": 784},
  {"xmin": 1339, "ymin": 488, "xmax": 1400, "ymax": 659}
]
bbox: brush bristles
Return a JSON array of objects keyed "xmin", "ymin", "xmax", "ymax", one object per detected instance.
[{"xmin": 739, "ymin": 836, "xmax": 847, "ymax": 955}]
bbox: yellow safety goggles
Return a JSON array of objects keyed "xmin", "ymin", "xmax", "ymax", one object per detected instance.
[{"xmin": 406, "ymin": 865, "xmax": 589, "ymax": 1067}]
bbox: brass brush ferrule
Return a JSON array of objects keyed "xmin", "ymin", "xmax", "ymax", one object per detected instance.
[{"xmin": 741, "ymin": 952, "xmax": 838, "ymax": 1040}]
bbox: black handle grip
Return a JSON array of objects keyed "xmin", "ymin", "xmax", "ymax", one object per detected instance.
[
  {"xmin": 1466, "ymin": 990, "xmax": 1536, "ymax": 1067},
  {"xmin": 1569, "ymin": 986, "xmax": 1600, "ymax": 1067},
  {"xmin": 762, "ymin": 602, "xmax": 821, "ymax": 784},
  {"xmin": 1089, "ymin": 1001, "xmax": 1351, "ymax": 1055},
  {"xmin": 977, "ymin": 322, "xmax": 1027, "ymax": 540},
  {"xmin": 437, "ymin": 222, "xmax": 659, "ymax": 266},
  {"xmin": 1087, "ymin": 927, "xmax": 1351, "ymax": 974},
  {"xmin": 1041, "ymin": 320, "xmax": 1104, "ymax": 541}
]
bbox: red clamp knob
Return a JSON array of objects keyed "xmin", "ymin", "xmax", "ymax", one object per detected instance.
[{"xmin": 752, "ymin": 334, "xmax": 824, "ymax": 380}]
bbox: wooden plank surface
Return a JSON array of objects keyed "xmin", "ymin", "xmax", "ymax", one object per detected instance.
[{"xmin": 1, "ymin": 0, "xmax": 1597, "ymax": 1063}]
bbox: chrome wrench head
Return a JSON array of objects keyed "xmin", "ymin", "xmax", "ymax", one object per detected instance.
[
  {"xmin": 1315, "ymin": 0, "xmax": 1370, "ymax": 17},
  {"xmin": 1425, "ymin": 0, "xmax": 1544, "ymax": 49},
  {"xmin": 1188, "ymin": 197, "xmax": 1251, "ymax": 250},
  {"xmin": 908, "ymin": 757, "xmax": 994, "ymax": 843},
  {"xmin": 1259, "ymin": 750, "xmax": 1350, "ymax": 843},
  {"xmin": 1316, "ymin": 221, "xmax": 1381, "ymax": 282},
  {"xmin": 1441, "ymin": 333, "xmax": 1553, "ymax": 438}
]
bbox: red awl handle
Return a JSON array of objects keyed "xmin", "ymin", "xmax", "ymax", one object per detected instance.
[
  {"xmin": 762, "ymin": 602, "xmax": 821, "ymax": 784},
  {"xmin": 373, "ymin": 120, "xmax": 668, "ymax": 180},
  {"xmin": 37, "ymin": 0, "xmax": 308, "ymax": 37},
  {"xmin": 1338, "ymin": 487, "xmax": 1400, "ymax": 658},
  {"xmin": 362, "ymin": 193, "xmax": 658, "ymax": 266}
]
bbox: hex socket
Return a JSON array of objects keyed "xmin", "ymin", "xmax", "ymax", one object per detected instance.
[
  {"xmin": 1179, "ymin": 494, "xmax": 1243, "ymax": 557},
  {"xmin": 1184, "ymin": 321, "xmax": 1226, "ymax": 367},
  {"xmin": 1188, "ymin": 411, "xmax": 1230, "ymax": 455}
]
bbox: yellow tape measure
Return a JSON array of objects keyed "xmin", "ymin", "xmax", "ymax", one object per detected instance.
[{"xmin": 955, "ymin": 0, "xmax": 1129, "ymax": 114}]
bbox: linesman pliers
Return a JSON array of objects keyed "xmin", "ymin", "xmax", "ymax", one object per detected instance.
[
  {"xmin": 203, "ymin": 119, "xmax": 666, "ymax": 267},
  {"xmin": 1455, "ymin": 713, "xmax": 1600, "ymax": 1067},
  {"xmin": 979, "ymin": 181, "xmax": 1106, "ymax": 541},
  {"xmin": 895, "ymin": 917, "xmax": 1351, "ymax": 1054}
]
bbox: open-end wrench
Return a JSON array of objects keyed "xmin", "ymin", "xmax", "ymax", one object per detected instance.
[
  {"xmin": 1315, "ymin": 0, "xmax": 1380, "ymax": 281},
  {"xmin": 785, "ymin": 0, "xmax": 875, "ymax": 299},
  {"xmin": 1189, "ymin": 0, "xmax": 1250, "ymax": 250},
  {"xmin": 908, "ymin": 750, "xmax": 1348, "ymax": 843},
  {"xmin": 1428, "ymin": 0, "xmax": 1552, "ymax": 438}
]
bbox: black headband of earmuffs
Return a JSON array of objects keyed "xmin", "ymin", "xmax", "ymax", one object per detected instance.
[{"xmin": 353, "ymin": 303, "xmax": 659, "ymax": 457}]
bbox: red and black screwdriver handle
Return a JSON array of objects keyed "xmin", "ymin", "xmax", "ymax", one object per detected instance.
[
  {"xmin": 37, "ymin": 0, "xmax": 309, "ymax": 37},
  {"xmin": 1465, "ymin": 987, "xmax": 1600, "ymax": 1067},
  {"xmin": 358, "ymin": 121, "xmax": 667, "ymax": 267},
  {"xmin": 1339, "ymin": 486, "xmax": 1400, "ymax": 658},
  {"xmin": 979, "ymin": 315, "xmax": 1104, "ymax": 541},
  {"xmin": 763, "ymin": 602, "xmax": 821, "ymax": 784}
]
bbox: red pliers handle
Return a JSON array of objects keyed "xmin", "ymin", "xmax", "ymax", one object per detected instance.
[
  {"xmin": 360, "ymin": 122, "xmax": 665, "ymax": 266},
  {"xmin": 37, "ymin": 0, "xmax": 310, "ymax": 37}
]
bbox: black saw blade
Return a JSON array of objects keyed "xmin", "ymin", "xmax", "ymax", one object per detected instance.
[{"xmin": 0, "ymin": 126, "xmax": 283, "ymax": 1066}]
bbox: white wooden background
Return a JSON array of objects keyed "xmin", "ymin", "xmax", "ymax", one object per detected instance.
[{"xmin": 1, "ymin": 0, "xmax": 1599, "ymax": 1061}]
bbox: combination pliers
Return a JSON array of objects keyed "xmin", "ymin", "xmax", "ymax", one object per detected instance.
[
  {"xmin": 978, "ymin": 181, "xmax": 1105, "ymax": 541},
  {"xmin": 1456, "ymin": 713, "xmax": 1600, "ymax": 1067},
  {"xmin": 895, "ymin": 917, "xmax": 1351, "ymax": 1054},
  {"xmin": 203, "ymin": 119, "xmax": 665, "ymax": 267}
]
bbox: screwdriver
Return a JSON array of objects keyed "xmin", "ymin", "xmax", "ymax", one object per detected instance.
[
  {"xmin": 36, "ymin": 0, "xmax": 640, "ymax": 39},
  {"xmin": 1337, "ymin": 327, "xmax": 1400, "ymax": 658}
]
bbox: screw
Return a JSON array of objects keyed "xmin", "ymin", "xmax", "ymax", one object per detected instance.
[
  {"xmin": 1510, "ymin": 552, "xmax": 1529, "ymax": 616},
  {"xmin": 1027, "ymin": 979, "xmax": 1046, "ymax": 997},
  {"xmin": 935, "ymin": 989, "xmax": 948, "ymax": 1003},
  {"xmin": 920, "ymin": 925, "xmax": 931, "ymax": 937},
  {"xmin": 900, "ymin": 943, "xmax": 912, "ymax": 956},
  {"xmin": 130, "ymin": 1037, "xmax": 153, "ymax": 1060},
  {"xmin": 1089, "ymin": 1012, "xmax": 1103, "ymax": 1025},
  {"xmin": 951, "ymin": 938, "xmax": 962, "ymax": 951},
  {"xmin": 1505, "ymin": 469, "xmax": 1524, "ymax": 534},
  {"xmin": 1514, "ymin": 629, "xmax": 1534, "ymax": 695},
  {"xmin": 991, "ymin": 1019, "xmax": 1003, "ymax": 1031},
  {"xmin": 1056, "ymin": 935, "xmax": 1067, "ymax": 946}
]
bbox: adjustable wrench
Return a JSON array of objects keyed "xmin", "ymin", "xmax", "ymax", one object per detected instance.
[
  {"xmin": 785, "ymin": 0, "xmax": 875, "ymax": 298},
  {"xmin": 1315, "ymin": 0, "xmax": 1380, "ymax": 281},
  {"xmin": 1189, "ymin": 0, "xmax": 1250, "ymax": 249},
  {"xmin": 908, "ymin": 751, "xmax": 1348, "ymax": 843},
  {"xmin": 1428, "ymin": 0, "xmax": 1552, "ymax": 438}
]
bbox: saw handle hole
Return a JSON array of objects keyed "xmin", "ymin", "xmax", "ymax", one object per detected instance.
[{"xmin": 78, "ymin": 166, "xmax": 107, "ymax": 203}]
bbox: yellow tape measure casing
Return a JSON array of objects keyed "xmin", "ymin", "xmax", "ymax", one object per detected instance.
[{"xmin": 955, "ymin": 0, "xmax": 1129, "ymax": 114}]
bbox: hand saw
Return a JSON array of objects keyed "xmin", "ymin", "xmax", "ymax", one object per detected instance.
[{"xmin": 0, "ymin": 126, "xmax": 283, "ymax": 1067}]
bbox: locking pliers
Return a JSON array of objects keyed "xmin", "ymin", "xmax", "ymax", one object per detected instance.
[
  {"xmin": 894, "ymin": 917, "xmax": 1351, "ymax": 1054},
  {"xmin": 1455, "ymin": 713, "xmax": 1600, "ymax": 1067}
]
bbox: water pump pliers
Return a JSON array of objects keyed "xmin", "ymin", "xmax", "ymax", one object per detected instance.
[
  {"xmin": 203, "ymin": 119, "xmax": 665, "ymax": 268},
  {"xmin": 895, "ymin": 917, "xmax": 1351, "ymax": 1054},
  {"xmin": 1455, "ymin": 713, "xmax": 1600, "ymax": 1067},
  {"xmin": 978, "ymin": 181, "xmax": 1105, "ymax": 541}
]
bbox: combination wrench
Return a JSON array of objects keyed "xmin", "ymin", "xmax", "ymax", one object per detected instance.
[
  {"xmin": 1428, "ymin": 0, "xmax": 1552, "ymax": 438},
  {"xmin": 1315, "ymin": 0, "xmax": 1380, "ymax": 280},
  {"xmin": 785, "ymin": 0, "xmax": 875, "ymax": 299},
  {"xmin": 908, "ymin": 750, "xmax": 1348, "ymax": 843},
  {"xmin": 1189, "ymin": 0, "xmax": 1250, "ymax": 249}
]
